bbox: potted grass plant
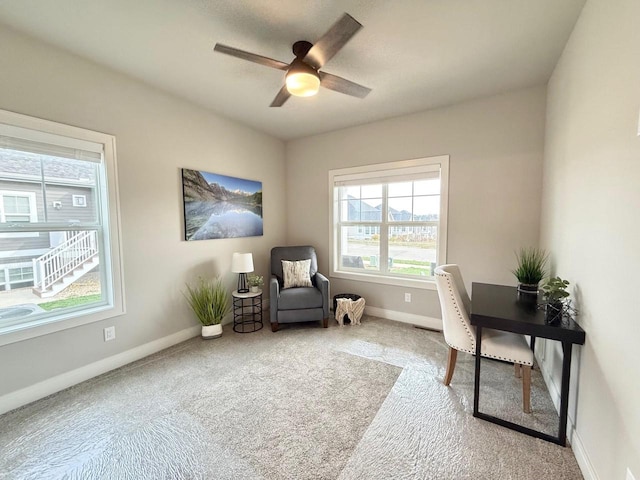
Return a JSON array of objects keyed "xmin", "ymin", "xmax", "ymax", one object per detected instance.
[
  {"xmin": 184, "ymin": 277, "xmax": 230, "ymax": 339},
  {"xmin": 512, "ymin": 247, "xmax": 548, "ymax": 294}
]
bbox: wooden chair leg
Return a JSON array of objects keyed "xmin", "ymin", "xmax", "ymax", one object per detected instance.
[
  {"xmin": 514, "ymin": 363, "xmax": 522, "ymax": 378},
  {"xmin": 322, "ymin": 318, "xmax": 329, "ymax": 328},
  {"xmin": 443, "ymin": 347, "xmax": 458, "ymax": 386},
  {"xmin": 522, "ymin": 365, "xmax": 532, "ymax": 413},
  {"xmin": 271, "ymin": 322, "xmax": 279, "ymax": 332}
]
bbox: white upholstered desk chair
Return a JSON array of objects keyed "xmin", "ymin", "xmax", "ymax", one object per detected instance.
[{"xmin": 434, "ymin": 264, "xmax": 534, "ymax": 413}]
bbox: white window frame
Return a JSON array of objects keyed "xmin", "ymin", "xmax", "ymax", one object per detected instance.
[
  {"xmin": 0, "ymin": 109, "xmax": 125, "ymax": 346},
  {"xmin": 0, "ymin": 190, "xmax": 38, "ymax": 238},
  {"xmin": 329, "ymin": 155, "xmax": 449, "ymax": 290}
]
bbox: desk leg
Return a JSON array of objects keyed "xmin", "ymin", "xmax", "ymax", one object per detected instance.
[
  {"xmin": 473, "ymin": 326, "xmax": 483, "ymax": 416},
  {"xmin": 472, "ymin": 330, "xmax": 574, "ymax": 446},
  {"xmin": 558, "ymin": 342, "xmax": 573, "ymax": 446},
  {"xmin": 530, "ymin": 336, "xmax": 536, "ymax": 370}
]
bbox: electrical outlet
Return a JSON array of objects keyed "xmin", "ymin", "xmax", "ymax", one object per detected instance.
[
  {"xmin": 627, "ymin": 468, "xmax": 637, "ymax": 480},
  {"xmin": 103, "ymin": 326, "xmax": 116, "ymax": 342},
  {"xmin": 405, "ymin": 293, "xmax": 411, "ymax": 302}
]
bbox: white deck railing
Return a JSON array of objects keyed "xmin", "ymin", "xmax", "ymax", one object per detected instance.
[{"xmin": 32, "ymin": 230, "xmax": 98, "ymax": 292}]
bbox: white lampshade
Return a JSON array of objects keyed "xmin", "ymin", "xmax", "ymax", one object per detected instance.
[{"xmin": 231, "ymin": 252, "xmax": 254, "ymax": 273}]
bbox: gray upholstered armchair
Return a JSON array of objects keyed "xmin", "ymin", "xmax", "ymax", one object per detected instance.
[{"xmin": 269, "ymin": 246, "xmax": 330, "ymax": 332}]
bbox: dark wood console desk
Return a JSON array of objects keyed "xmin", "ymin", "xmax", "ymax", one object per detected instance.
[{"xmin": 470, "ymin": 283, "xmax": 586, "ymax": 446}]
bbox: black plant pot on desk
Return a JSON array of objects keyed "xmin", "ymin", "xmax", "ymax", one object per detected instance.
[
  {"xmin": 517, "ymin": 284, "xmax": 540, "ymax": 309},
  {"xmin": 517, "ymin": 283, "xmax": 539, "ymax": 295},
  {"xmin": 545, "ymin": 301, "xmax": 564, "ymax": 324}
]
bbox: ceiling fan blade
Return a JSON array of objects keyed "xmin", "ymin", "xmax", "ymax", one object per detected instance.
[
  {"xmin": 304, "ymin": 13, "xmax": 362, "ymax": 69},
  {"xmin": 214, "ymin": 43, "xmax": 289, "ymax": 71},
  {"xmin": 319, "ymin": 71, "xmax": 371, "ymax": 99},
  {"xmin": 269, "ymin": 85, "xmax": 291, "ymax": 107}
]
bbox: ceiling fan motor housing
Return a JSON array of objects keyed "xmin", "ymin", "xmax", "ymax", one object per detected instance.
[
  {"xmin": 286, "ymin": 54, "xmax": 320, "ymax": 97},
  {"xmin": 292, "ymin": 40, "xmax": 313, "ymax": 58}
]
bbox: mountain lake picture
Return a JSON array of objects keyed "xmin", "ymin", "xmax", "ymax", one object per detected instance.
[{"xmin": 182, "ymin": 169, "xmax": 263, "ymax": 241}]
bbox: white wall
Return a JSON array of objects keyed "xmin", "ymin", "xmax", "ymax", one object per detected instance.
[
  {"xmin": 286, "ymin": 86, "xmax": 546, "ymax": 323},
  {"xmin": 0, "ymin": 27, "xmax": 286, "ymax": 399},
  {"xmin": 540, "ymin": 0, "xmax": 640, "ymax": 478}
]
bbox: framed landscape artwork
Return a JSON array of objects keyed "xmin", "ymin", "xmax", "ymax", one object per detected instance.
[{"xmin": 182, "ymin": 168, "xmax": 263, "ymax": 241}]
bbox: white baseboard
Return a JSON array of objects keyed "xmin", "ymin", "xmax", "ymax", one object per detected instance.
[
  {"xmin": 569, "ymin": 422, "xmax": 599, "ymax": 480},
  {"xmin": 0, "ymin": 325, "xmax": 201, "ymax": 416},
  {"xmin": 364, "ymin": 305, "xmax": 442, "ymax": 331},
  {"xmin": 537, "ymin": 350, "xmax": 598, "ymax": 480}
]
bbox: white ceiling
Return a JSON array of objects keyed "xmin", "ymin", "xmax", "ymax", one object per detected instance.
[{"xmin": 0, "ymin": 0, "xmax": 585, "ymax": 140}]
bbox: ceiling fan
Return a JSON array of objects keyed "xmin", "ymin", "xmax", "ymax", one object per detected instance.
[{"xmin": 213, "ymin": 13, "xmax": 372, "ymax": 107}]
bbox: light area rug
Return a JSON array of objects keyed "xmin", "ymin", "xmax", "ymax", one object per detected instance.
[
  {"xmin": 338, "ymin": 363, "xmax": 583, "ymax": 480},
  {"xmin": 0, "ymin": 324, "xmax": 400, "ymax": 480}
]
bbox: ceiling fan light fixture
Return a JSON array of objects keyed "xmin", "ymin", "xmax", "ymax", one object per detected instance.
[
  {"xmin": 285, "ymin": 59, "xmax": 320, "ymax": 97},
  {"xmin": 286, "ymin": 71, "xmax": 320, "ymax": 97}
]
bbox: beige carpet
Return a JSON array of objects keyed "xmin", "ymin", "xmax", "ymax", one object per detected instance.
[{"xmin": 0, "ymin": 317, "xmax": 583, "ymax": 479}]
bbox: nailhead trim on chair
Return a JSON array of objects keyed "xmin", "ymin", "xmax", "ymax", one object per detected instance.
[
  {"xmin": 444, "ymin": 340, "xmax": 474, "ymax": 355},
  {"xmin": 482, "ymin": 352, "xmax": 533, "ymax": 366},
  {"xmin": 436, "ymin": 270, "xmax": 533, "ymax": 366},
  {"xmin": 436, "ymin": 270, "xmax": 475, "ymax": 350}
]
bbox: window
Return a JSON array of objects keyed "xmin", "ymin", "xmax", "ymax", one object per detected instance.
[
  {"xmin": 9, "ymin": 266, "xmax": 34, "ymax": 283},
  {"xmin": 0, "ymin": 109, "xmax": 125, "ymax": 345},
  {"xmin": 0, "ymin": 263, "xmax": 34, "ymax": 291},
  {"xmin": 329, "ymin": 156, "xmax": 449, "ymax": 289},
  {"xmin": 0, "ymin": 191, "xmax": 38, "ymax": 238},
  {"xmin": 0, "ymin": 191, "xmax": 37, "ymax": 223}
]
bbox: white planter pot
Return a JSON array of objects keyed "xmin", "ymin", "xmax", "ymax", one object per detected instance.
[
  {"xmin": 201, "ymin": 323, "xmax": 223, "ymax": 339},
  {"xmin": 250, "ymin": 286, "xmax": 260, "ymax": 293}
]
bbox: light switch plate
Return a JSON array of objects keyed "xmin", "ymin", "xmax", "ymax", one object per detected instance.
[{"xmin": 627, "ymin": 468, "xmax": 637, "ymax": 480}]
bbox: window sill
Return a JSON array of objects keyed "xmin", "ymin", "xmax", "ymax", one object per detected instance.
[
  {"xmin": 0, "ymin": 302, "xmax": 125, "ymax": 347},
  {"xmin": 330, "ymin": 270, "xmax": 437, "ymax": 290}
]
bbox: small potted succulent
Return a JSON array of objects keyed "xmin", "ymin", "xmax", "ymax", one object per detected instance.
[
  {"xmin": 512, "ymin": 247, "xmax": 548, "ymax": 295},
  {"xmin": 541, "ymin": 276, "xmax": 570, "ymax": 324},
  {"xmin": 184, "ymin": 277, "xmax": 230, "ymax": 339},
  {"xmin": 247, "ymin": 274, "xmax": 263, "ymax": 293}
]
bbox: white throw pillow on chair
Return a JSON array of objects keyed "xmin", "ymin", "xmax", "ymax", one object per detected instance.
[{"xmin": 281, "ymin": 259, "xmax": 313, "ymax": 289}]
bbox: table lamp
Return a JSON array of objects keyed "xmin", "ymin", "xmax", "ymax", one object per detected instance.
[{"xmin": 231, "ymin": 252, "xmax": 254, "ymax": 293}]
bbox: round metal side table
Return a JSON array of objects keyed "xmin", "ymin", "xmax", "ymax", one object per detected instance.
[{"xmin": 232, "ymin": 290, "xmax": 263, "ymax": 333}]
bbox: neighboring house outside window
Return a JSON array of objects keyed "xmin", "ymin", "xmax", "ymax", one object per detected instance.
[
  {"xmin": 329, "ymin": 156, "xmax": 449, "ymax": 289},
  {"xmin": 0, "ymin": 109, "xmax": 125, "ymax": 346}
]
